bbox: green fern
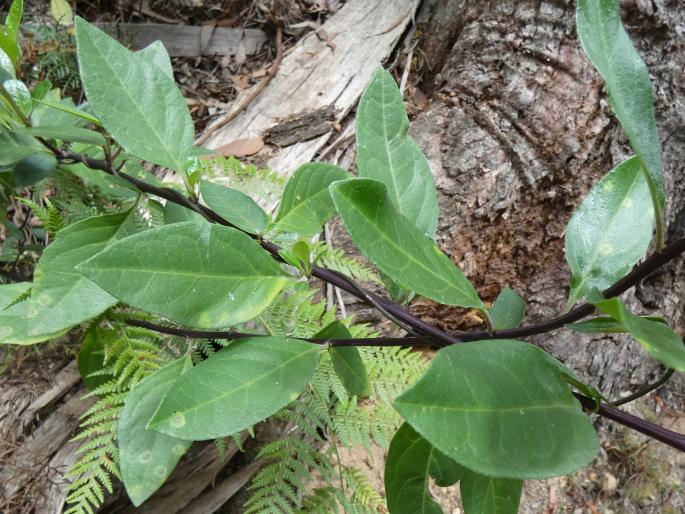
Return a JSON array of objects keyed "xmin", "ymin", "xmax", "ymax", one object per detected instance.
[
  {"xmin": 316, "ymin": 246, "xmax": 382, "ymax": 285},
  {"xmin": 64, "ymin": 322, "xmax": 168, "ymax": 514},
  {"xmin": 256, "ymin": 286, "xmax": 336, "ymax": 339},
  {"xmin": 243, "ymin": 286, "xmax": 427, "ymax": 513},
  {"xmin": 201, "ymin": 156, "xmax": 285, "ymax": 209},
  {"xmin": 17, "ymin": 196, "xmax": 65, "ymax": 236}
]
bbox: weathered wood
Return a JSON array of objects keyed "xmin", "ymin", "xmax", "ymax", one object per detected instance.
[
  {"xmin": 0, "ymin": 387, "xmax": 93, "ymax": 498},
  {"xmin": 18, "ymin": 360, "xmax": 80, "ymax": 431},
  {"xmin": 95, "ymin": 23, "xmax": 267, "ymax": 57},
  {"xmin": 264, "ymin": 105, "xmax": 337, "ymax": 147},
  {"xmin": 202, "ymin": 0, "xmax": 417, "ymax": 175},
  {"xmin": 182, "ymin": 460, "xmax": 263, "ymax": 514}
]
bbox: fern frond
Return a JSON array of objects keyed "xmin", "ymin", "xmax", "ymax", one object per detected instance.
[
  {"xmin": 256, "ymin": 287, "xmax": 335, "ymax": 338},
  {"xmin": 17, "ymin": 196, "xmax": 66, "ymax": 236},
  {"xmin": 64, "ymin": 322, "xmax": 168, "ymax": 514},
  {"xmin": 317, "ymin": 247, "xmax": 382, "ymax": 285}
]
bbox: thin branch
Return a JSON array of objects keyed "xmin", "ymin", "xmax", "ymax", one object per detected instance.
[
  {"xmin": 53, "ymin": 151, "xmax": 685, "ymax": 348},
  {"xmin": 125, "ymin": 318, "xmax": 417, "ymax": 347},
  {"xmin": 574, "ymin": 393, "xmax": 685, "ymax": 452},
  {"xmin": 611, "ymin": 368, "xmax": 675, "ymax": 407},
  {"xmin": 52, "ymin": 149, "xmax": 685, "ymax": 451}
]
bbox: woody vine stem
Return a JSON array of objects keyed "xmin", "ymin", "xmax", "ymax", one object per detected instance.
[{"xmin": 53, "ymin": 148, "xmax": 685, "ymax": 453}]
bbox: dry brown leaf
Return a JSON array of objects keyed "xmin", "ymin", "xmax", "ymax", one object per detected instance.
[{"xmin": 212, "ymin": 137, "xmax": 265, "ymax": 157}]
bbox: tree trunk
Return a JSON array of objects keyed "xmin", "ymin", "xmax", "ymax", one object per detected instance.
[{"xmin": 412, "ymin": 0, "xmax": 685, "ymax": 403}]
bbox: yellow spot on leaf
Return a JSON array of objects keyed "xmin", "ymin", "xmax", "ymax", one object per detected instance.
[
  {"xmin": 169, "ymin": 412, "xmax": 186, "ymax": 428},
  {"xmin": 599, "ymin": 243, "xmax": 613, "ymax": 255}
]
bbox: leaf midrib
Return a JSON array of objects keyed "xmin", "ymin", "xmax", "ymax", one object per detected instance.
[
  {"xmin": 82, "ymin": 25, "xmax": 184, "ymax": 170},
  {"xmin": 337, "ymin": 188, "xmax": 478, "ymax": 304},
  {"xmin": 154, "ymin": 345, "xmax": 319, "ymax": 423}
]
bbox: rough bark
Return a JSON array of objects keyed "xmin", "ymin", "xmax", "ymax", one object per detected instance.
[{"xmin": 411, "ymin": 0, "xmax": 685, "ymax": 403}]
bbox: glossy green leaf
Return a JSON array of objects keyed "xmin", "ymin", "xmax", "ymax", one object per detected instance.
[
  {"xmin": 148, "ymin": 337, "xmax": 320, "ymax": 439},
  {"xmin": 78, "ymin": 223, "xmax": 290, "ymax": 329},
  {"xmin": 330, "ymin": 178, "xmax": 484, "ymax": 310},
  {"xmin": 77, "ymin": 324, "xmax": 111, "ymax": 391},
  {"xmin": 275, "ymin": 163, "xmax": 350, "ymax": 236},
  {"xmin": 576, "ymin": 0, "xmax": 664, "ymax": 231},
  {"xmin": 13, "ymin": 153, "xmax": 57, "ymax": 188},
  {"xmin": 0, "ymin": 0, "xmax": 23, "ymax": 68},
  {"xmin": 565, "ymin": 157, "xmax": 652, "ymax": 306},
  {"xmin": 200, "ymin": 180, "xmax": 268, "ymax": 235},
  {"xmin": 26, "ymin": 212, "xmax": 140, "ymax": 338},
  {"xmin": 591, "ymin": 296, "xmax": 685, "ymax": 371},
  {"xmin": 119, "ymin": 356, "xmax": 193, "ymax": 506},
  {"xmin": 13, "ymin": 125, "xmax": 106, "ymax": 146},
  {"xmin": 356, "ymin": 68, "xmax": 439, "ymax": 237},
  {"xmin": 0, "ymin": 282, "xmax": 65, "ymax": 345},
  {"xmin": 316, "ymin": 321, "xmax": 370, "ymax": 398},
  {"xmin": 394, "ymin": 340, "xmax": 599, "ymax": 479},
  {"xmin": 137, "ymin": 41, "xmax": 173, "ymax": 79},
  {"xmin": 566, "ymin": 315, "xmax": 666, "ymax": 334},
  {"xmin": 489, "ymin": 287, "xmax": 526, "ymax": 330},
  {"xmin": 75, "ymin": 18, "xmax": 194, "ymax": 173},
  {"xmin": 460, "ymin": 470, "xmax": 523, "ymax": 514},
  {"xmin": 385, "ymin": 423, "xmax": 464, "ymax": 514},
  {"xmin": 2, "ymin": 79, "xmax": 31, "ymax": 116}
]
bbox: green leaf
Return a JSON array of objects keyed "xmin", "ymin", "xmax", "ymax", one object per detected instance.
[
  {"xmin": 460, "ymin": 471, "xmax": 523, "ymax": 514},
  {"xmin": 591, "ymin": 296, "xmax": 685, "ymax": 371},
  {"xmin": 13, "ymin": 125, "xmax": 106, "ymax": 146},
  {"xmin": 489, "ymin": 287, "xmax": 526, "ymax": 330},
  {"xmin": 119, "ymin": 356, "xmax": 193, "ymax": 506},
  {"xmin": 394, "ymin": 340, "xmax": 599, "ymax": 479},
  {"xmin": 163, "ymin": 200, "xmax": 206, "ymax": 225},
  {"xmin": 77, "ymin": 223, "xmax": 290, "ymax": 329},
  {"xmin": 148, "ymin": 337, "xmax": 320, "ymax": 439},
  {"xmin": 50, "ymin": 0, "xmax": 73, "ymax": 26},
  {"xmin": 385, "ymin": 423, "xmax": 464, "ymax": 514},
  {"xmin": 137, "ymin": 41, "xmax": 173, "ymax": 79},
  {"xmin": 13, "ymin": 153, "xmax": 57, "ymax": 188},
  {"xmin": 356, "ymin": 68, "xmax": 438, "ymax": 237},
  {"xmin": 565, "ymin": 157, "xmax": 653, "ymax": 306},
  {"xmin": 2, "ymin": 79, "xmax": 32, "ymax": 116},
  {"xmin": 75, "ymin": 18, "xmax": 194, "ymax": 173},
  {"xmin": 315, "ymin": 321, "xmax": 370, "ymax": 398},
  {"xmin": 0, "ymin": 130, "xmax": 43, "ymax": 166},
  {"xmin": 26, "ymin": 212, "xmax": 141, "ymax": 338},
  {"xmin": 200, "ymin": 180, "xmax": 268, "ymax": 235},
  {"xmin": 566, "ymin": 315, "xmax": 666, "ymax": 334},
  {"xmin": 77, "ymin": 324, "xmax": 111, "ymax": 391},
  {"xmin": 0, "ymin": 282, "xmax": 66, "ymax": 345},
  {"xmin": 330, "ymin": 178, "xmax": 484, "ymax": 310},
  {"xmin": 32, "ymin": 96, "xmax": 101, "ymax": 126},
  {"xmin": 31, "ymin": 80, "xmax": 52, "ymax": 101},
  {"xmin": 274, "ymin": 163, "xmax": 350, "ymax": 236},
  {"xmin": 576, "ymin": 0, "xmax": 664, "ymax": 236},
  {"xmin": 0, "ymin": 0, "xmax": 23, "ymax": 68},
  {"xmin": 0, "ymin": 48, "xmax": 15, "ymax": 81}
]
